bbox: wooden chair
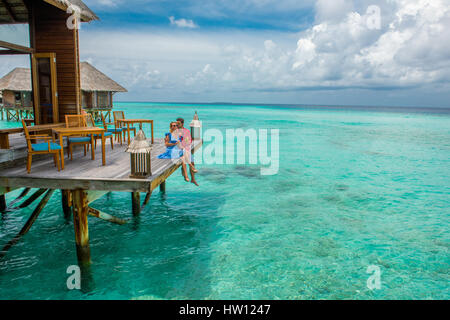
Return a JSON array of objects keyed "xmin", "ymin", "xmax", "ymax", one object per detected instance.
[
  {"xmin": 85, "ymin": 114, "xmax": 114, "ymax": 150},
  {"xmin": 22, "ymin": 119, "xmax": 61, "ymax": 173},
  {"xmin": 65, "ymin": 115, "xmax": 94, "ymax": 160},
  {"xmin": 113, "ymin": 111, "xmax": 136, "ymax": 140},
  {"xmin": 100, "ymin": 113, "xmax": 122, "ymax": 145}
]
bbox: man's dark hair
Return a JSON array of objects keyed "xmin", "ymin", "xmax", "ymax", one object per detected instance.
[{"xmin": 176, "ymin": 117, "xmax": 184, "ymax": 124}]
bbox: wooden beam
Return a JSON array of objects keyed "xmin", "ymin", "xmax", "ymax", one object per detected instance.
[
  {"xmin": 0, "ymin": 194, "xmax": 6, "ymax": 213},
  {"xmin": 72, "ymin": 189, "xmax": 91, "ymax": 266},
  {"xmin": 7, "ymin": 187, "xmax": 31, "ymax": 208},
  {"xmin": 42, "ymin": 0, "xmax": 67, "ymax": 12},
  {"xmin": 159, "ymin": 181, "xmax": 166, "ymax": 193},
  {"xmin": 0, "ymin": 49, "xmax": 29, "ymax": 55},
  {"xmin": 1, "ymin": 0, "xmax": 17, "ymax": 23},
  {"xmin": 16, "ymin": 188, "xmax": 47, "ymax": 209},
  {"xmin": 0, "ymin": 189, "xmax": 54, "ymax": 259},
  {"xmin": 0, "ymin": 40, "xmax": 33, "ymax": 54},
  {"xmin": 61, "ymin": 189, "xmax": 72, "ymax": 220},
  {"xmin": 86, "ymin": 190, "xmax": 108, "ymax": 204},
  {"xmin": 0, "ymin": 176, "xmax": 152, "ymax": 193},
  {"xmin": 141, "ymin": 190, "xmax": 152, "ymax": 209},
  {"xmin": 88, "ymin": 207, "xmax": 126, "ymax": 225},
  {"xmin": 131, "ymin": 192, "xmax": 140, "ymax": 216}
]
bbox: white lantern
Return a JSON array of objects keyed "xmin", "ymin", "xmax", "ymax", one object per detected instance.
[
  {"xmin": 125, "ymin": 125, "xmax": 152, "ymax": 178},
  {"xmin": 189, "ymin": 111, "xmax": 202, "ymax": 140}
]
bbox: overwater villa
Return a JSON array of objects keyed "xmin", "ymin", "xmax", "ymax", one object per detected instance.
[
  {"xmin": 0, "ymin": 62, "xmax": 127, "ymax": 122},
  {"xmin": 0, "ymin": 68, "xmax": 33, "ymax": 121},
  {"xmin": 0, "ymin": 0, "xmax": 202, "ymax": 276}
]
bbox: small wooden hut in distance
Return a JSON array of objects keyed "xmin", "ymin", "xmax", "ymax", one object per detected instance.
[
  {"xmin": 0, "ymin": 62, "xmax": 127, "ymax": 121},
  {"xmin": 0, "ymin": 68, "xmax": 32, "ymax": 108},
  {"xmin": 80, "ymin": 61, "xmax": 127, "ymax": 110}
]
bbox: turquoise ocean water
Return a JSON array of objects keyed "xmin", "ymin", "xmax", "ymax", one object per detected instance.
[{"xmin": 0, "ymin": 102, "xmax": 449, "ymax": 299}]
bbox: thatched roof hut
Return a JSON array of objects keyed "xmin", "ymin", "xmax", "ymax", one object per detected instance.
[
  {"xmin": 0, "ymin": 68, "xmax": 31, "ymax": 92},
  {"xmin": 0, "ymin": 63, "xmax": 126, "ymax": 109},
  {"xmin": 80, "ymin": 62, "xmax": 127, "ymax": 93},
  {"xmin": 0, "ymin": 68, "xmax": 32, "ymax": 108},
  {"xmin": 0, "ymin": 63, "xmax": 126, "ymax": 93}
]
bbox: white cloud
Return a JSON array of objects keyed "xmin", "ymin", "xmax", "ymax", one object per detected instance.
[
  {"xmin": 72, "ymin": 0, "xmax": 450, "ymax": 105},
  {"xmin": 182, "ymin": 0, "xmax": 450, "ymax": 91},
  {"xmin": 97, "ymin": 0, "xmax": 118, "ymax": 6},
  {"xmin": 169, "ymin": 16, "xmax": 198, "ymax": 28},
  {"xmin": 87, "ymin": 0, "xmax": 121, "ymax": 7}
]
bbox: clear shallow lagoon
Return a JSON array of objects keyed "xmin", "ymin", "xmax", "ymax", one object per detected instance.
[{"xmin": 0, "ymin": 103, "xmax": 449, "ymax": 299}]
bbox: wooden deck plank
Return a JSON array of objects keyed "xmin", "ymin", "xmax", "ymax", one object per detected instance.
[{"xmin": 0, "ymin": 139, "xmax": 202, "ymax": 192}]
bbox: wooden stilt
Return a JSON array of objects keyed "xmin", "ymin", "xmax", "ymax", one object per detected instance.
[
  {"xmin": 72, "ymin": 189, "xmax": 91, "ymax": 266},
  {"xmin": 0, "ymin": 189, "xmax": 54, "ymax": 259},
  {"xmin": 16, "ymin": 188, "xmax": 47, "ymax": 209},
  {"xmin": 8, "ymin": 187, "xmax": 31, "ymax": 208},
  {"xmin": 141, "ymin": 190, "xmax": 152, "ymax": 209},
  {"xmin": 61, "ymin": 190, "xmax": 72, "ymax": 221},
  {"xmin": 131, "ymin": 192, "xmax": 141, "ymax": 216},
  {"xmin": 88, "ymin": 207, "xmax": 126, "ymax": 225},
  {"xmin": 160, "ymin": 181, "xmax": 166, "ymax": 193},
  {"xmin": 0, "ymin": 194, "xmax": 6, "ymax": 213}
]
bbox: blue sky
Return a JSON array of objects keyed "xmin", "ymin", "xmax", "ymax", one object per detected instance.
[{"xmin": 1, "ymin": 0, "xmax": 450, "ymax": 107}]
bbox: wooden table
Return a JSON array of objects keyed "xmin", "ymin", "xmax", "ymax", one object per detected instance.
[
  {"xmin": 0, "ymin": 123, "xmax": 65, "ymax": 149},
  {"xmin": 52, "ymin": 127, "xmax": 106, "ymax": 170},
  {"xmin": 117, "ymin": 119, "xmax": 154, "ymax": 145}
]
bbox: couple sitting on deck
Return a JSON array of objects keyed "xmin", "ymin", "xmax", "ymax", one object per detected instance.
[{"xmin": 158, "ymin": 117, "xmax": 199, "ymax": 186}]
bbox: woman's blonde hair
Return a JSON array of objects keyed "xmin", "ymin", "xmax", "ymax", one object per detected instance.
[{"xmin": 169, "ymin": 121, "xmax": 178, "ymax": 132}]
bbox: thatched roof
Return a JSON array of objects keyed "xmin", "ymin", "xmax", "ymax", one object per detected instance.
[
  {"xmin": 0, "ymin": 63, "xmax": 127, "ymax": 93},
  {"xmin": 0, "ymin": 0, "xmax": 98, "ymax": 25},
  {"xmin": 0, "ymin": 68, "xmax": 31, "ymax": 92},
  {"xmin": 80, "ymin": 62, "xmax": 127, "ymax": 93}
]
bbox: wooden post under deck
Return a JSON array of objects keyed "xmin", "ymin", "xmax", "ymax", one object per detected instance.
[
  {"xmin": 61, "ymin": 190, "xmax": 72, "ymax": 220},
  {"xmin": 159, "ymin": 181, "xmax": 166, "ymax": 193},
  {"xmin": 131, "ymin": 192, "xmax": 140, "ymax": 216},
  {"xmin": 0, "ymin": 194, "xmax": 6, "ymax": 213},
  {"xmin": 71, "ymin": 189, "xmax": 91, "ymax": 266}
]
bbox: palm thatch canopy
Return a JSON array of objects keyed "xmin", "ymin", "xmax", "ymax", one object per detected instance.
[
  {"xmin": 0, "ymin": 67, "xmax": 31, "ymax": 92},
  {"xmin": 0, "ymin": 0, "xmax": 98, "ymax": 24},
  {"xmin": 0, "ymin": 62, "xmax": 127, "ymax": 93},
  {"xmin": 80, "ymin": 62, "xmax": 127, "ymax": 93}
]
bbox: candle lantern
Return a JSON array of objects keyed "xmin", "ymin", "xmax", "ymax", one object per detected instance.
[
  {"xmin": 126, "ymin": 124, "xmax": 152, "ymax": 178},
  {"xmin": 189, "ymin": 111, "xmax": 202, "ymax": 140}
]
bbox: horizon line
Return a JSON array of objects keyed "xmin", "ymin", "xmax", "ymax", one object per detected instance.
[{"xmin": 114, "ymin": 100, "xmax": 450, "ymax": 110}]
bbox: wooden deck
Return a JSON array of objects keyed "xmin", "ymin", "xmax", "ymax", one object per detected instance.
[
  {"xmin": 0, "ymin": 134, "xmax": 203, "ymax": 270},
  {"xmin": 0, "ymin": 138, "xmax": 202, "ymax": 193}
]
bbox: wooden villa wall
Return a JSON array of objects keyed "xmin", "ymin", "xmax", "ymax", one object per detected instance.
[
  {"xmin": 31, "ymin": 0, "xmax": 81, "ymax": 122},
  {"xmin": 2, "ymin": 90, "xmax": 15, "ymax": 107},
  {"xmin": 82, "ymin": 91, "xmax": 93, "ymax": 108}
]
